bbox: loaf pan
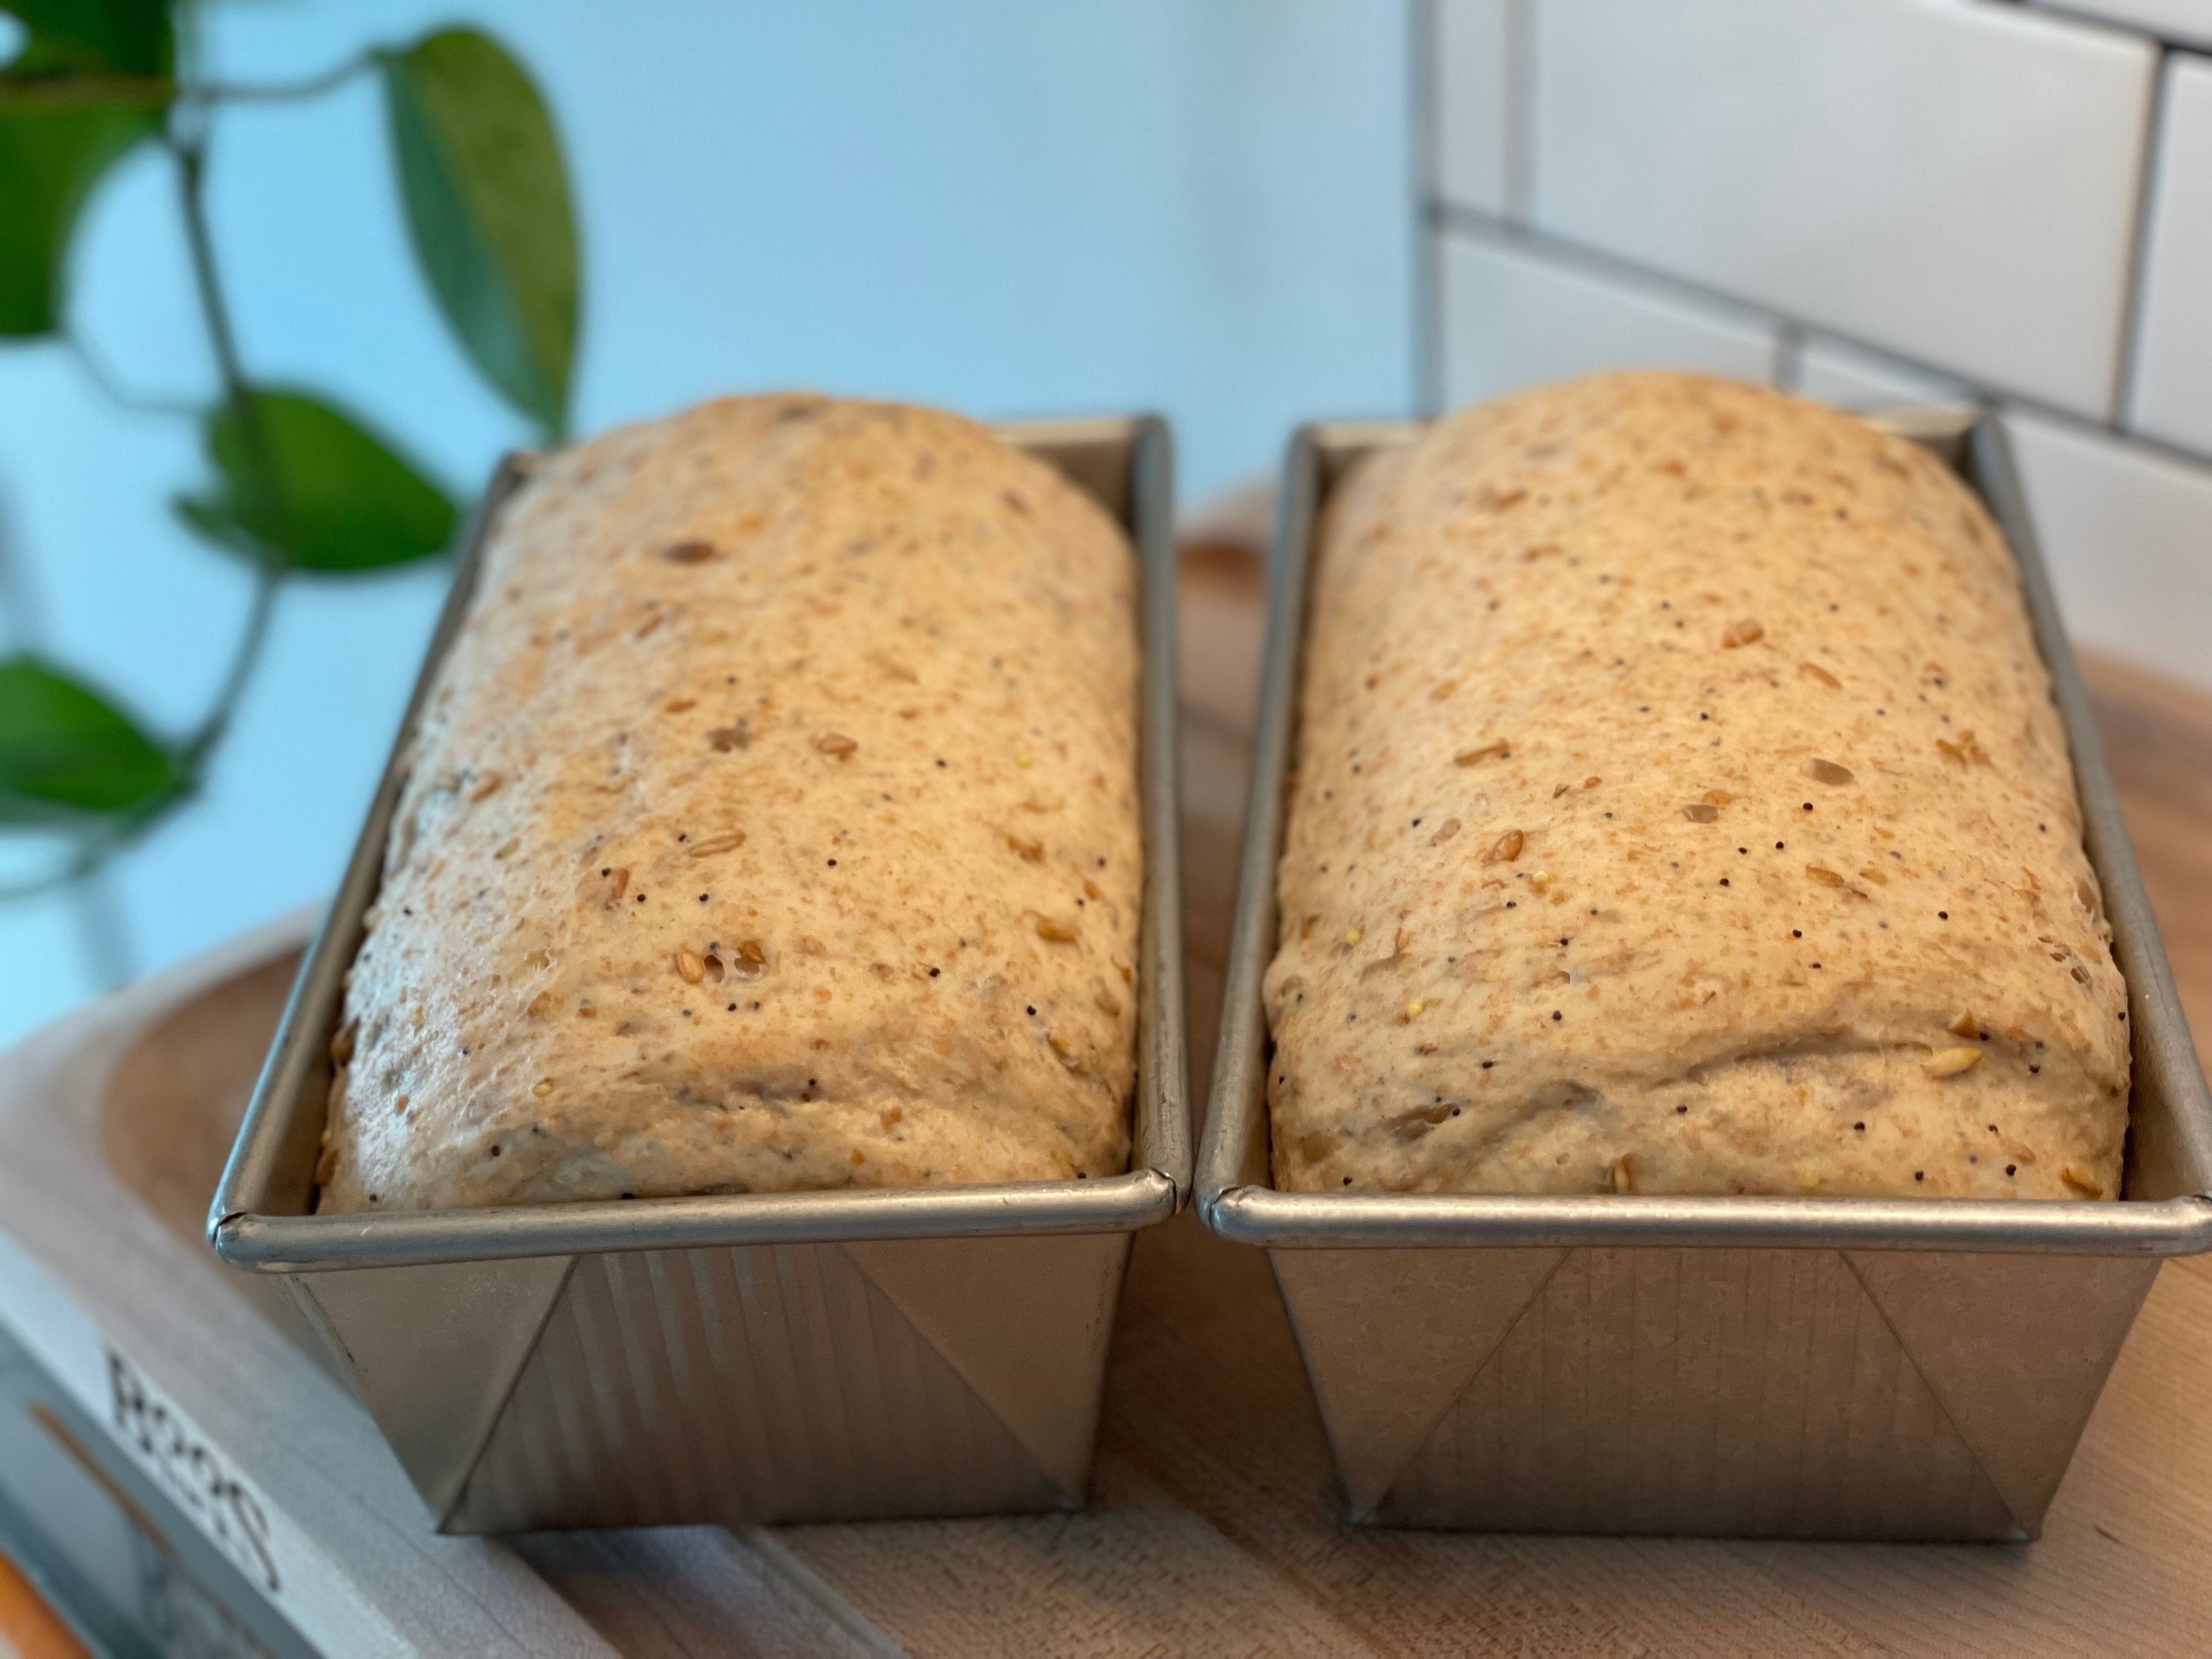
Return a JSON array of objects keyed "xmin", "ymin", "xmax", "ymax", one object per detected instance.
[
  {"xmin": 211, "ymin": 415, "xmax": 1188, "ymax": 1532},
  {"xmin": 1198, "ymin": 405, "xmax": 2212, "ymax": 1540}
]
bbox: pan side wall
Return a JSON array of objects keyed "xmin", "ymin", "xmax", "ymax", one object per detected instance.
[
  {"xmin": 432, "ymin": 1235, "xmax": 1126, "ymax": 1531},
  {"xmin": 1271, "ymin": 1242, "xmax": 2159, "ymax": 1539}
]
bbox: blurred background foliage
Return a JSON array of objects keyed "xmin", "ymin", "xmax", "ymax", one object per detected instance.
[
  {"xmin": 0, "ymin": 1, "xmax": 1410, "ymax": 1046},
  {"xmin": 0, "ymin": 0, "xmax": 579, "ymax": 896}
]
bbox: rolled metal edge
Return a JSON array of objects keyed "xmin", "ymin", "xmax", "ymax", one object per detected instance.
[
  {"xmin": 1127, "ymin": 414, "xmax": 1194, "ymax": 1207},
  {"xmin": 216, "ymin": 1171, "xmax": 1180, "ymax": 1274},
  {"xmin": 1207, "ymin": 1185, "xmax": 2212, "ymax": 1254}
]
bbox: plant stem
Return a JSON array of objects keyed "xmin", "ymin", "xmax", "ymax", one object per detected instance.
[
  {"xmin": 0, "ymin": 76, "xmax": 173, "ymax": 108},
  {"xmin": 171, "ymin": 134, "xmax": 251, "ymax": 415},
  {"xmin": 188, "ymin": 51, "xmax": 376, "ymax": 105},
  {"xmin": 68, "ymin": 867, "xmax": 134, "ymax": 990},
  {"xmin": 168, "ymin": 111, "xmax": 287, "ymax": 766},
  {"xmin": 180, "ymin": 554, "xmax": 278, "ymax": 764},
  {"xmin": 2, "ymin": 5, "xmax": 324, "ymax": 930},
  {"xmin": 0, "ymin": 837, "xmax": 106, "ymax": 904},
  {"xmin": 62, "ymin": 327, "xmax": 201, "ymax": 417}
]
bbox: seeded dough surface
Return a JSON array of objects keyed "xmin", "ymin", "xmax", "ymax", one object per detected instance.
[
  {"xmin": 320, "ymin": 396, "xmax": 1141, "ymax": 1212},
  {"xmin": 1265, "ymin": 373, "xmax": 2128, "ymax": 1200}
]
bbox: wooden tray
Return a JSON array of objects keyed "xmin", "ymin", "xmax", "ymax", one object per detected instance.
[{"xmin": 6, "ymin": 540, "xmax": 2212, "ymax": 1657}]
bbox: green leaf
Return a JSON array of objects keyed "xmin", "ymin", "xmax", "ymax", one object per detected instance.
[
  {"xmin": 171, "ymin": 490, "xmax": 259, "ymax": 561},
  {"xmin": 0, "ymin": 654, "xmax": 179, "ymax": 823},
  {"xmin": 176, "ymin": 388, "xmax": 460, "ymax": 572},
  {"xmin": 2, "ymin": 1, "xmax": 172, "ymax": 80},
  {"xmin": 0, "ymin": 0, "xmax": 173, "ymax": 338},
  {"xmin": 382, "ymin": 29, "xmax": 579, "ymax": 438},
  {"xmin": 0, "ymin": 102, "xmax": 156, "ymax": 334}
]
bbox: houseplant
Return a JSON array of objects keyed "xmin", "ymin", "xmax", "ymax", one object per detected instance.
[{"xmin": 0, "ymin": 0, "xmax": 580, "ymax": 908}]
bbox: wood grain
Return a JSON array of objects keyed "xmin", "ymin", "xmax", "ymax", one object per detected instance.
[{"xmin": 758, "ymin": 546, "xmax": 2212, "ymax": 1659}]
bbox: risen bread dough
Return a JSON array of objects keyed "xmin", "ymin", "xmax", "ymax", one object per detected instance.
[
  {"xmin": 1266, "ymin": 373, "xmax": 2127, "ymax": 1200},
  {"xmin": 320, "ymin": 396, "xmax": 1141, "ymax": 1211}
]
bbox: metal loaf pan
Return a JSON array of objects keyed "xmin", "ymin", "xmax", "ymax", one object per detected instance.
[
  {"xmin": 1198, "ymin": 405, "xmax": 2212, "ymax": 1541},
  {"xmin": 212, "ymin": 415, "xmax": 1189, "ymax": 1533}
]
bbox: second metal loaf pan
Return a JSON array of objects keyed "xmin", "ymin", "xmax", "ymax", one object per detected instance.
[{"xmin": 1198, "ymin": 405, "xmax": 2212, "ymax": 1541}]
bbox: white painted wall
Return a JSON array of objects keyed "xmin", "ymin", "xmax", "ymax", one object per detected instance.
[{"xmin": 0, "ymin": 1, "xmax": 1414, "ymax": 1045}]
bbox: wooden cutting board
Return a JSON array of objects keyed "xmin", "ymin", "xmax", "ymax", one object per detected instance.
[{"xmin": 14, "ymin": 539, "xmax": 2212, "ymax": 1658}]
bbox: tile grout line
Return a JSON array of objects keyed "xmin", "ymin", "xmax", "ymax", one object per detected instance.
[
  {"xmin": 1773, "ymin": 321, "xmax": 1808, "ymax": 394},
  {"xmin": 1427, "ymin": 198, "xmax": 2212, "ymax": 478},
  {"xmin": 1408, "ymin": 0, "xmax": 1444, "ymax": 421},
  {"xmin": 1504, "ymin": 0, "xmax": 1534, "ymax": 222},
  {"xmin": 2028, "ymin": 0, "xmax": 2212, "ymax": 55},
  {"xmin": 2111, "ymin": 44, "xmax": 2174, "ymax": 428}
]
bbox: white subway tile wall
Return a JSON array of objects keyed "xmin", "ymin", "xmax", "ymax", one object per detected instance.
[
  {"xmin": 1434, "ymin": 0, "xmax": 1513, "ymax": 216},
  {"xmin": 1526, "ymin": 0, "xmax": 2156, "ymax": 415},
  {"xmin": 2127, "ymin": 54, "xmax": 2212, "ymax": 453},
  {"xmin": 1792, "ymin": 336, "xmax": 1974, "ymax": 413},
  {"xmin": 1429, "ymin": 0, "xmax": 2212, "ymax": 693},
  {"xmin": 2005, "ymin": 410, "xmax": 2212, "ymax": 683},
  {"xmin": 1441, "ymin": 233, "xmax": 1776, "ymax": 409},
  {"xmin": 2033, "ymin": 0, "xmax": 2212, "ymax": 52}
]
